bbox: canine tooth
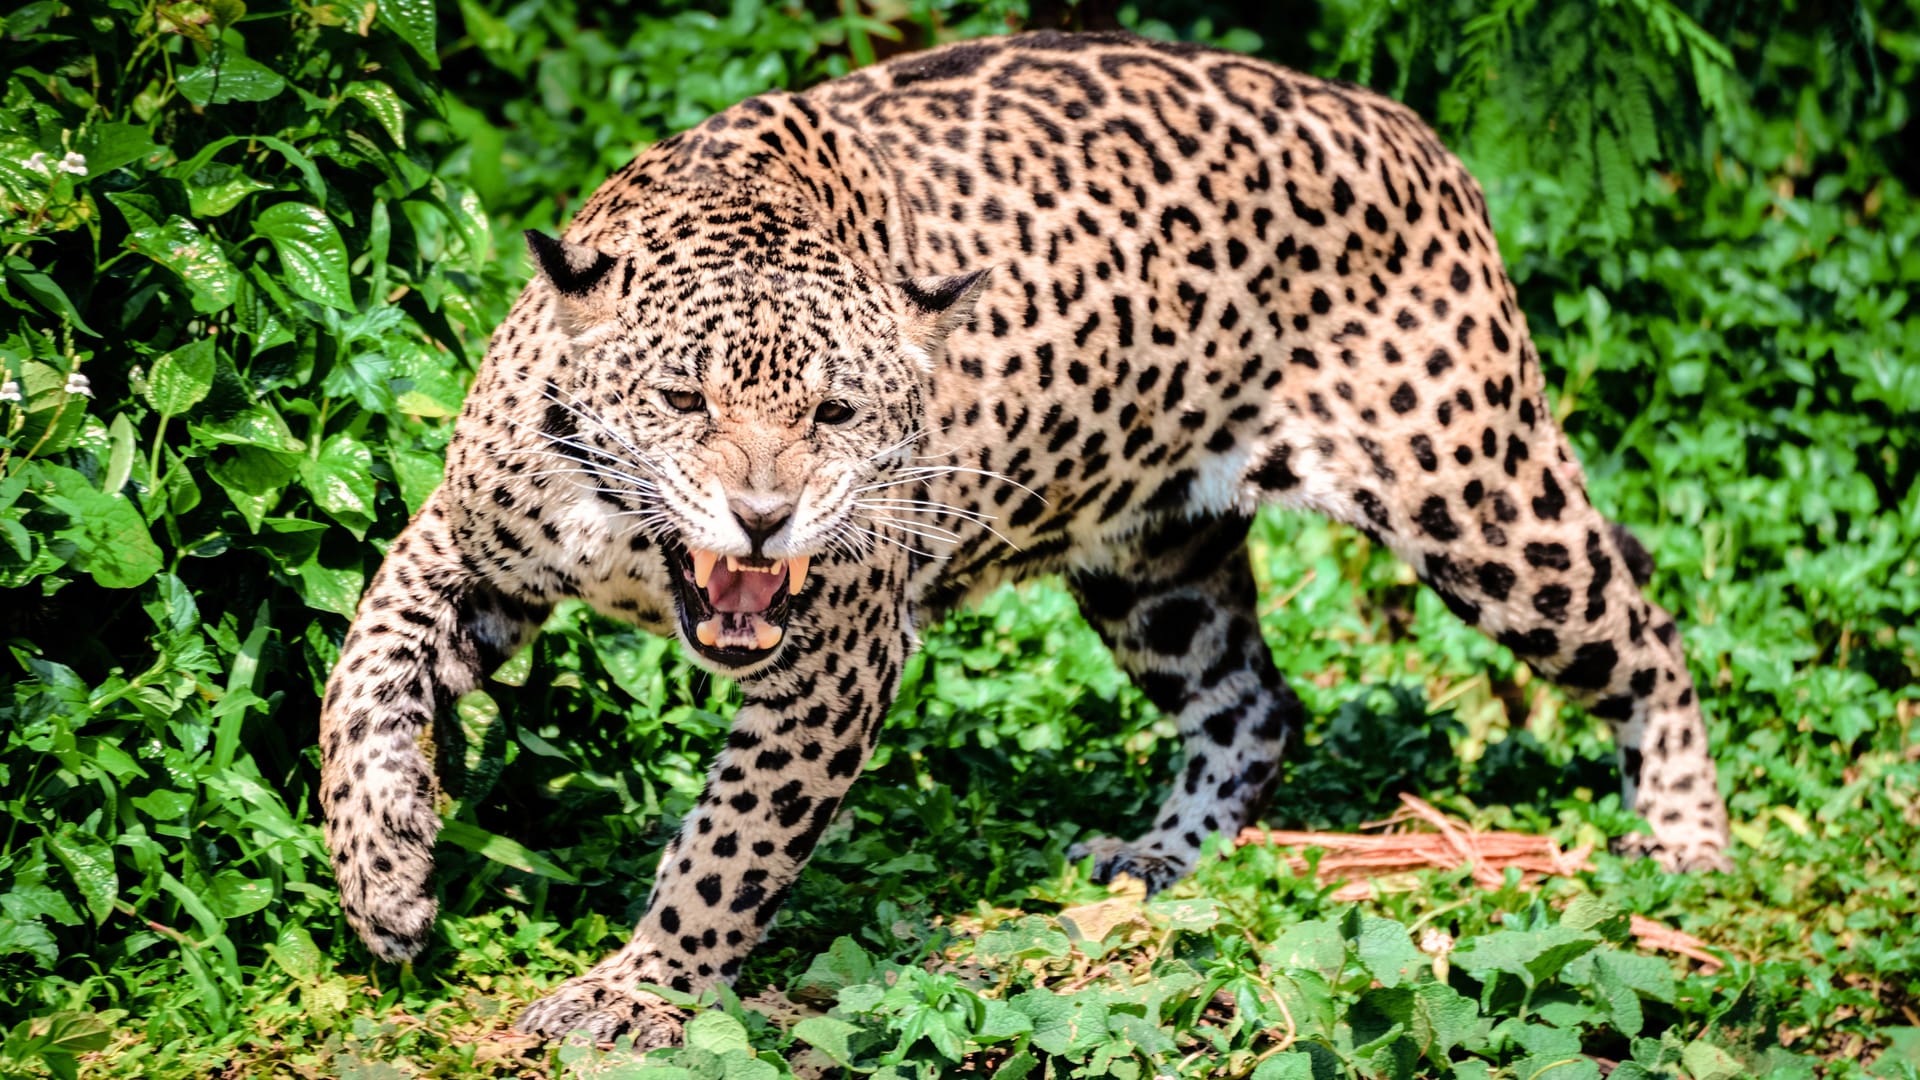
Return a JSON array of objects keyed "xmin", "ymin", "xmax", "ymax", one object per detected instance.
[
  {"xmin": 695, "ymin": 618, "xmax": 721, "ymax": 647},
  {"xmin": 692, "ymin": 550, "xmax": 718, "ymax": 589},
  {"xmin": 754, "ymin": 622, "xmax": 784, "ymax": 650},
  {"xmin": 789, "ymin": 555, "xmax": 811, "ymax": 593}
]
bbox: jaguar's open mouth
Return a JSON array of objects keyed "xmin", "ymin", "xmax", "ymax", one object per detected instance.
[{"xmin": 667, "ymin": 540, "xmax": 811, "ymax": 667}]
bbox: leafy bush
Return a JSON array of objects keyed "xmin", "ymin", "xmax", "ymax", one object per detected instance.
[{"xmin": 1, "ymin": 0, "xmax": 1917, "ymax": 1077}]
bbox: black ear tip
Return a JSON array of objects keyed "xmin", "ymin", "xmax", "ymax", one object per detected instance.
[
  {"xmin": 902, "ymin": 267, "xmax": 992, "ymax": 315},
  {"xmin": 526, "ymin": 230, "xmax": 617, "ymax": 298}
]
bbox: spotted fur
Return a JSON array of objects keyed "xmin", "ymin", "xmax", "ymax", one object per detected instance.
[{"xmin": 318, "ymin": 31, "xmax": 1730, "ymax": 1045}]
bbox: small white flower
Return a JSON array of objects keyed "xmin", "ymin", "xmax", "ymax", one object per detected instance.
[
  {"xmin": 64, "ymin": 372, "xmax": 91, "ymax": 397},
  {"xmin": 24, "ymin": 151, "xmax": 49, "ymax": 175},
  {"xmin": 1419, "ymin": 928, "xmax": 1455, "ymax": 957},
  {"xmin": 0, "ymin": 380, "xmax": 21, "ymax": 403},
  {"xmin": 56, "ymin": 151, "xmax": 88, "ymax": 176}
]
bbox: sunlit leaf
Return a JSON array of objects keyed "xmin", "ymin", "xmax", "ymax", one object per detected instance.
[
  {"xmin": 254, "ymin": 202, "xmax": 354, "ymax": 311},
  {"xmin": 175, "ymin": 52, "xmax": 286, "ymax": 106}
]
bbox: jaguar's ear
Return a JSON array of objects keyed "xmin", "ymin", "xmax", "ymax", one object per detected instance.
[
  {"xmin": 526, "ymin": 230, "xmax": 622, "ymax": 334},
  {"xmin": 898, "ymin": 267, "xmax": 991, "ymax": 360}
]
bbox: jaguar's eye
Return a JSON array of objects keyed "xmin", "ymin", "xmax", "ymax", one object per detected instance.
[
  {"xmin": 814, "ymin": 400, "xmax": 857, "ymax": 425},
  {"xmin": 662, "ymin": 389, "xmax": 706, "ymax": 414}
]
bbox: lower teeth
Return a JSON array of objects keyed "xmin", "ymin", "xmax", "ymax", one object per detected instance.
[{"xmin": 695, "ymin": 617, "xmax": 784, "ymax": 651}]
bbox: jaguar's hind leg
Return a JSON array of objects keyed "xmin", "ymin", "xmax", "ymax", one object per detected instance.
[
  {"xmin": 1065, "ymin": 514, "xmax": 1300, "ymax": 892},
  {"xmin": 1249, "ymin": 425, "xmax": 1731, "ymax": 871},
  {"xmin": 1426, "ymin": 499, "xmax": 1730, "ymax": 871}
]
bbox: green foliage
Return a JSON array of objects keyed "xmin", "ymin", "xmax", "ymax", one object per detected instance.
[{"xmin": 1, "ymin": 0, "xmax": 1917, "ymax": 1077}]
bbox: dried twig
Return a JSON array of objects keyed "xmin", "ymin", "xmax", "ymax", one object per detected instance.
[{"xmin": 1236, "ymin": 794, "xmax": 1723, "ymax": 971}]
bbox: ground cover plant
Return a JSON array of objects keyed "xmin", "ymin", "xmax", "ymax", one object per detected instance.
[{"xmin": 0, "ymin": 0, "xmax": 1916, "ymax": 1076}]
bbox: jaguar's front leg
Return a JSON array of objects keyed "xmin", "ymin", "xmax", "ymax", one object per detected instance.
[
  {"xmin": 516, "ymin": 587, "xmax": 910, "ymax": 1046},
  {"xmin": 1064, "ymin": 514, "xmax": 1297, "ymax": 893}
]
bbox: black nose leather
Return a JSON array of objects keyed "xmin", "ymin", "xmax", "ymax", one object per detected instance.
[{"xmin": 734, "ymin": 510, "xmax": 790, "ymax": 553}]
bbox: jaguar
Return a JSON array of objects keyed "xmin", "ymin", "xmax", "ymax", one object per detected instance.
[{"xmin": 317, "ymin": 30, "xmax": 1730, "ymax": 1045}]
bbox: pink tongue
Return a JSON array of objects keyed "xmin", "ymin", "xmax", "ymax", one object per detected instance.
[{"xmin": 706, "ymin": 562, "xmax": 787, "ymax": 613}]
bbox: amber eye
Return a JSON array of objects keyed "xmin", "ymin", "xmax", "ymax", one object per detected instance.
[
  {"xmin": 662, "ymin": 389, "xmax": 706, "ymax": 414},
  {"xmin": 814, "ymin": 400, "xmax": 857, "ymax": 425}
]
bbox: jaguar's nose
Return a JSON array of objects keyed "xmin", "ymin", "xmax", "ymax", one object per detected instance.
[{"xmin": 729, "ymin": 493, "xmax": 793, "ymax": 554}]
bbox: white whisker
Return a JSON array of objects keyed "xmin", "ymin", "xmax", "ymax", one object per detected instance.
[
  {"xmin": 853, "ymin": 525, "xmax": 945, "ymax": 560},
  {"xmin": 858, "ymin": 514, "xmax": 964, "ymax": 547},
  {"xmin": 854, "ymin": 498, "xmax": 1022, "ymax": 551},
  {"xmin": 533, "ymin": 386, "xmax": 663, "ymax": 470}
]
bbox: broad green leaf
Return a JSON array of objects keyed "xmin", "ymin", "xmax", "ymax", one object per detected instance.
[
  {"xmin": 1363, "ymin": 983, "xmax": 1479, "ymax": 1064},
  {"xmin": 175, "ymin": 52, "xmax": 286, "ymax": 106},
  {"xmin": 438, "ymin": 820, "xmax": 578, "ymax": 882},
  {"xmin": 47, "ymin": 830, "xmax": 116, "ymax": 926},
  {"xmin": 683, "ymin": 1011, "xmax": 750, "ymax": 1055},
  {"xmin": 211, "ymin": 870, "xmax": 273, "ymax": 918},
  {"xmin": 1107, "ymin": 1010, "xmax": 1176, "ymax": 1056},
  {"xmin": 1265, "ymin": 919, "xmax": 1346, "ymax": 982},
  {"xmin": 411, "ymin": 181, "xmax": 492, "ymax": 268},
  {"xmin": 377, "ymin": 0, "xmax": 438, "ymax": 66},
  {"xmin": 978, "ymin": 998, "xmax": 1033, "ymax": 1041},
  {"xmin": 390, "ymin": 338, "xmax": 467, "ymax": 418},
  {"xmin": 343, "ymin": 81, "xmax": 407, "ymax": 146},
  {"xmin": 0, "ymin": 918, "xmax": 59, "ymax": 968},
  {"xmin": 286, "ymin": 545, "xmax": 364, "ymax": 618},
  {"xmin": 131, "ymin": 789, "xmax": 193, "ymax": 819},
  {"xmin": 1560, "ymin": 895, "xmax": 1631, "ymax": 943},
  {"xmin": 103, "ymin": 413, "xmax": 136, "ymax": 494},
  {"xmin": 793, "ymin": 936, "xmax": 875, "ymax": 1002},
  {"xmin": 17, "ymin": 1011, "xmax": 119, "ymax": 1060},
  {"xmin": 194, "ymin": 404, "xmax": 303, "ymax": 453},
  {"xmin": 455, "ymin": 0, "xmax": 513, "ymax": 56},
  {"xmin": 185, "ymin": 164, "xmax": 274, "ymax": 218},
  {"xmin": 208, "ymin": 446, "xmax": 295, "ymax": 532},
  {"xmin": 206, "ymin": 0, "xmax": 245, "ymax": 29},
  {"xmin": 303, "ymin": 432, "xmax": 377, "ymax": 535},
  {"xmin": 8, "ymin": 360, "xmax": 87, "ymax": 455},
  {"xmin": 146, "ymin": 337, "xmax": 217, "ymax": 415},
  {"xmin": 1356, "ymin": 1032, "xmax": 1417, "ymax": 1080},
  {"xmin": 255, "ymin": 202, "xmax": 354, "ymax": 311},
  {"xmin": 43, "ymin": 466, "xmax": 163, "ymax": 588},
  {"xmin": 1568, "ymin": 948, "xmax": 1676, "ymax": 1037},
  {"xmin": 1452, "ymin": 926, "xmax": 1600, "ymax": 990},
  {"xmin": 217, "ymin": 606, "xmax": 270, "ymax": 769},
  {"xmin": 1251, "ymin": 1053, "xmax": 1314, "ymax": 1080},
  {"xmin": 77, "ymin": 122, "xmax": 158, "ymax": 176},
  {"xmin": 1681, "ymin": 1042, "xmax": 1745, "ymax": 1080},
  {"xmin": 1266, "ymin": 971, "xmax": 1337, "ymax": 1040},
  {"xmin": 268, "ymin": 922, "xmax": 325, "ymax": 983},
  {"xmin": 452, "ymin": 689, "xmax": 506, "ymax": 806},
  {"xmin": 1013, "ymin": 988, "xmax": 1109, "ymax": 1057},
  {"xmin": 1149, "ymin": 896, "xmax": 1222, "ymax": 932},
  {"xmin": 1354, "ymin": 916, "xmax": 1428, "ymax": 990},
  {"xmin": 125, "ymin": 216, "xmax": 241, "ymax": 313},
  {"xmin": 792, "ymin": 1016, "xmax": 863, "ymax": 1067},
  {"xmin": 976, "ymin": 915, "xmax": 1072, "ymax": 965},
  {"xmin": 0, "ymin": 135, "xmax": 51, "ymax": 217},
  {"xmin": 389, "ymin": 445, "xmax": 444, "ymax": 513}
]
